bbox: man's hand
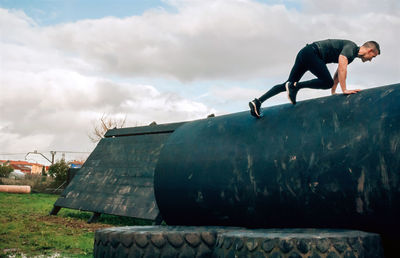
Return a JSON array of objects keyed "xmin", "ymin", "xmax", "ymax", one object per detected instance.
[{"xmin": 343, "ymin": 89, "xmax": 361, "ymax": 94}]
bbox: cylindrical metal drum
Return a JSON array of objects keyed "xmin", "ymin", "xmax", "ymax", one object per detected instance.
[{"xmin": 154, "ymin": 84, "xmax": 400, "ymax": 235}]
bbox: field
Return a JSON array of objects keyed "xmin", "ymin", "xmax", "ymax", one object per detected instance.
[{"xmin": 0, "ymin": 192, "xmax": 151, "ymax": 257}]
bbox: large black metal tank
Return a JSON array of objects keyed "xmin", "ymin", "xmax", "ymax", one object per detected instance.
[{"xmin": 154, "ymin": 84, "xmax": 400, "ymax": 235}]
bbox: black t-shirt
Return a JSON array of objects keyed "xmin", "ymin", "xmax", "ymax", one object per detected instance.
[{"xmin": 313, "ymin": 39, "xmax": 359, "ymax": 64}]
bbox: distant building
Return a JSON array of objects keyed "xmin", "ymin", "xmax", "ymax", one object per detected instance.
[
  {"xmin": 0, "ymin": 160, "xmax": 49, "ymax": 175},
  {"xmin": 69, "ymin": 160, "xmax": 84, "ymax": 169}
]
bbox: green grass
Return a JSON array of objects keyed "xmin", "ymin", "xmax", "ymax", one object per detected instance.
[{"xmin": 0, "ymin": 192, "xmax": 152, "ymax": 257}]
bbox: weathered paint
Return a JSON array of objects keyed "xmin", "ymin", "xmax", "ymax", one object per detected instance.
[
  {"xmin": 54, "ymin": 122, "xmax": 185, "ymax": 220},
  {"xmin": 154, "ymin": 84, "xmax": 400, "ymax": 234}
]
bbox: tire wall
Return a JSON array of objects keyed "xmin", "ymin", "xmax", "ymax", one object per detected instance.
[{"xmin": 93, "ymin": 227, "xmax": 384, "ymax": 258}]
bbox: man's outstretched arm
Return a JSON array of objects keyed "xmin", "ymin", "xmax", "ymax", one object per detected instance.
[
  {"xmin": 338, "ymin": 55, "xmax": 361, "ymax": 94},
  {"xmin": 331, "ymin": 69, "xmax": 339, "ymax": 95}
]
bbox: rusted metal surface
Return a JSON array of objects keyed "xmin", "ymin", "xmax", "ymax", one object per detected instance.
[
  {"xmin": 54, "ymin": 122, "xmax": 185, "ymax": 220},
  {"xmin": 154, "ymin": 83, "xmax": 400, "ymax": 235}
]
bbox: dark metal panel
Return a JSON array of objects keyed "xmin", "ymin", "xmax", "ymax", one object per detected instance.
[
  {"xmin": 104, "ymin": 122, "xmax": 186, "ymax": 137},
  {"xmin": 54, "ymin": 122, "xmax": 184, "ymax": 220},
  {"xmin": 154, "ymin": 84, "xmax": 400, "ymax": 234}
]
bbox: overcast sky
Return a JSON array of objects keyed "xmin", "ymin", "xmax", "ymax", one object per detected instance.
[{"xmin": 0, "ymin": 0, "xmax": 399, "ymax": 165}]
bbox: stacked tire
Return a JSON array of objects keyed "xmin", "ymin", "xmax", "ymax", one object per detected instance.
[
  {"xmin": 94, "ymin": 226, "xmax": 383, "ymax": 257},
  {"xmin": 213, "ymin": 229, "xmax": 383, "ymax": 258},
  {"xmin": 94, "ymin": 226, "xmax": 226, "ymax": 258}
]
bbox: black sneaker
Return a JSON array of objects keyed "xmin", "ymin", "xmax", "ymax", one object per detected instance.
[
  {"xmin": 249, "ymin": 98, "xmax": 262, "ymax": 118},
  {"xmin": 285, "ymin": 81, "xmax": 298, "ymax": 105}
]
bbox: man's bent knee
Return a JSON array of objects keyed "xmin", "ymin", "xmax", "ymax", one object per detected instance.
[{"xmin": 321, "ymin": 79, "xmax": 334, "ymax": 89}]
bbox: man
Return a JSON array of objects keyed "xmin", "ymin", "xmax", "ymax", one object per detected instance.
[{"xmin": 249, "ymin": 39, "xmax": 380, "ymax": 118}]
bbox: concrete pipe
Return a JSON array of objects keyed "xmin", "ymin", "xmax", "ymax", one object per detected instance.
[{"xmin": 0, "ymin": 185, "xmax": 31, "ymax": 194}]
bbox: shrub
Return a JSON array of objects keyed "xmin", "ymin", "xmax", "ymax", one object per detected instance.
[
  {"xmin": 0, "ymin": 163, "xmax": 13, "ymax": 178},
  {"xmin": 41, "ymin": 166, "xmax": 47, "ymax": 176},
  {"xmin": 48, "ymin": 160, "xmax": 69, "ymax": 184}
]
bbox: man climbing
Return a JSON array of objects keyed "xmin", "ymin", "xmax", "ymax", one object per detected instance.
[{"xmin": 249, "ymin": 39, "xmax": 380, "ymax": 118}]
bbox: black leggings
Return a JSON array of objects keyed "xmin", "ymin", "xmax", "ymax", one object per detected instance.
[{"xmin": 259, "ymin": 44, "xmax": 334, "ymax": 103}]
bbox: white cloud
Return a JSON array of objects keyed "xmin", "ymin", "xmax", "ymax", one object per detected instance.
[
  {"xmin": 212, "ymin": 86, "xmax": 262, "ymax": 102},
  {"xmin": 0, "ymin": 66, "xmax": 212, "ymax": 151},
  {"xmin": 42, "ymin": 2, "xmax": 297, "ymax": 81},
  {"xmin": 303, "ymin": 0, "xmax": 400, "ymax": 16},
  {"xmin": 30, "ymin": 0, "xmax": 398, "ymax": 83},
  {"xmin": 0, "ymin": 0, "xmax": 399, "ymax": 162},
  {"xmin": 0, "ymin": 7, "xmax": 214, "ymax": 161}
]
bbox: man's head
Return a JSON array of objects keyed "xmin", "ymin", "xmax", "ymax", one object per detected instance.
[{"xmin": 359, "ymin": 41, "xmax": 380, "ymax": 62}]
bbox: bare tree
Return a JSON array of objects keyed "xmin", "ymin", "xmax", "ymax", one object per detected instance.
[{"xmin": 89, "ymin": 114, "xmax": 127, "ymax": 143}]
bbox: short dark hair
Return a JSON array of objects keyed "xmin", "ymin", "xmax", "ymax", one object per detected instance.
[{"xmin": 363, "ymin": 41, "xmax": 380, "ymax": 54}]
